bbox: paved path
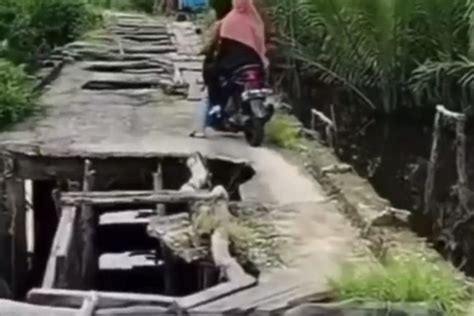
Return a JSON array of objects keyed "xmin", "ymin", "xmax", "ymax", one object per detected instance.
[{"xmin": 0, "ymin": 12, "xmax": 361, "ymax": 314}]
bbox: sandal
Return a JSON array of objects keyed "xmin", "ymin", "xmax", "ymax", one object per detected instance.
[{"xmin": 189, "ymin": 131, "xmax": 206, "ymax": 138}]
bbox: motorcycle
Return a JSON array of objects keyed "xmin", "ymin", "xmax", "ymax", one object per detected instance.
[{"xmin": 206, "ymin": 64, "xmax": 274, "ymax": 147}]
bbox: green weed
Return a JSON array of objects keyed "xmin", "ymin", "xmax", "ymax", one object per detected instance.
[
  {"xmin": 266, "ymin": 114, "xmax": 301, "ymax": 150},
  {"xmin": 330, "ymin": 250, "xmax": 469, "ymax": 316}
]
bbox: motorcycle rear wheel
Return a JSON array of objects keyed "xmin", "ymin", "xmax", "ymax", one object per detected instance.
[{"xmin": 244, "ymin": 115, "xmax": 265, "ymax": 147}]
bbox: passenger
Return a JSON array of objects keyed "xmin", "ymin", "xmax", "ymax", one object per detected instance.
[{"xmin": 190, "ymin": 0, "xmax": 268, "ymax": 138}]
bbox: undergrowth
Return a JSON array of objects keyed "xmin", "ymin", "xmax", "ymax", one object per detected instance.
[
  {"xmin": 91, "ymin": 0, "xmax": 156, "ymax": 13},
  {"xmin": 0, "ymin": 0, "xmax": 97, "ymax": 127},
  {"xmin": 0, "ymin": 60, "xmax": 37, "ymax": 126},
  {"xmin": 330, "ymin": 249, "xmax": 469, "ymax": 316},
  {"xmin": 1, "ymin": 0, "xmax": 97, "ymax": 65}
]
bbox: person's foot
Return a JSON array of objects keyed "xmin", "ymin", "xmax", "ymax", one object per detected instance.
[{"xmin": 189, "ymin": 130, "xmax": 206, "ymax": 138}]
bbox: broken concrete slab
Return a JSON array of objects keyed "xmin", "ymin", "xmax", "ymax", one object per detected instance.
[{"xmin": 83, "ymin": 60, "xmax": 164, "ymax": 71}]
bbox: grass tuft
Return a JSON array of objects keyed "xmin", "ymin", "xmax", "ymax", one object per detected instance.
[
  {"xmin": 330, "ymin": 250, "xmax": 469, "ymax": 316},
  {"xmin": 266, "ymin": 114, "xmax": 301, "ymax": 150}
]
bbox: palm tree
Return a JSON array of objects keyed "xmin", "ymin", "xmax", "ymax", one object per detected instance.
[{"xmin": 266, "ymin": 0, "xmax": 474, "ymax": 114}]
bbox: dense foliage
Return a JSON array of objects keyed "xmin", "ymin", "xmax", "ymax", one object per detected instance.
[
  {"xmin": 266, "ymin": 0, "xmax": 474, "ymax": 114},
  {"xmin": 1, "ymin": 0, "xmax": 96, "ymax": 64},
  {"xmin": 209, "ymin": 0, "xmax": 232, "ymax": 19},
  {"xmin": 90, "ymin": 0, "xmax": 156, "ymax": 13},
  {"xmin": 0, "ymin": 0, "xmax": 96, "ymax": 126},
  {"xmin": 0, "ymin": 60, "xmax": 36, "ymax": 125}
]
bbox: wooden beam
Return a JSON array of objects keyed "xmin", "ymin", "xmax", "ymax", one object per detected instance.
[
  {"xmin": 209, "ymin": 190, "xmax": 253, "ymax": 283},
  {"xmin": 99, "ymin": 209, "xmax": 155, "ymax": 225},
  {"xmin": 0, "ymin": 299, "xmax": 78, "ymax": 316},
  {"xmin": 177, "ymin": 278, "xmax": 257, "ymax": 310},
  {"xmin": 80, "ymin": 160, "xmax": 97, "ymax": 289},
  {"xmin": 6, "ymin": 178, "xmax": 27, "ymax": 298},
  {"xmin": 61, "ymin": 190, "xmax": 225, "ymax": 206},
  {"xmin": 42, "ymin": 206, "xmax": 77, "ymax": 289},
  {"xmin": 27, "ymin": 288, "xmax": 174, "ymax": 309}
]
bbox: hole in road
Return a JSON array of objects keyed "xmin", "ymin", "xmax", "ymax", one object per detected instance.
[
  {"xmin": 82, "ymin": 81, "xmax": 157, "ymax": 90},
  {"xmin": 16, "ymin": 156, "xmax": 255, "ymax": 299}
]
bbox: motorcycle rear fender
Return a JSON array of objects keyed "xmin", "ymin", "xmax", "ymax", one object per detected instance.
[{"xmin": 249, "ymin": 99, "xmax": 266, "ymax": 119}]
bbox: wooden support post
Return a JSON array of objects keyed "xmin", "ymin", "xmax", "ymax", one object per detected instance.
[
  {"xmin": 42, "ymin": 207, "xmax": 77, "ymax": 289},
  {"xmin": 32, "ymin": 181, "xmax": 60, "ymax": 288},
  {"xmin": 424, "ymin": 109, "xmax": 442, "ymax": 215},
  {"xmin": 153, "ymin": 162, "xmax": 165, "ymax": 216},
  {"xmin": 77, "ymin": 292, "xmax": 99, "ymax": 316},
  {"xmin": 454, "ymin": 113, "xmax": 468, "ymax": 213},
  {"xmin": 6, "ymin": 177, "xmax": 27, "ymax": 298},
  {"xmin": 0, "ymin": 175, "xmax": 12, "ymax": 299},
  {"xmin": 311, "ymin": 108, "xmax": 337, "ymax": 150},
  {"xmin": 80, "ymin": 160, "xmax": 97, "ymax": 289}
]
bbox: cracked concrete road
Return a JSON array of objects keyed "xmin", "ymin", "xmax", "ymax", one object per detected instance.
[{"xmin": 0, "ymin": 14, "xmax": 361, "ymax": 287}]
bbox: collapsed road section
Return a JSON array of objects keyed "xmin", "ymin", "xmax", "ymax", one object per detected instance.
[{"xmin": 1, "ymin": 150, "xmax": 258, "ymax": 314}]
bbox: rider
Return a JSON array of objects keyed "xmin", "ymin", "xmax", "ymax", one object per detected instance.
[{"xmin": 190, "ymin": 0, "xmax": 268, "ymax": 138}]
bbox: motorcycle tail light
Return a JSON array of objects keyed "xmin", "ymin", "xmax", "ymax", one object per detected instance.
[{"xmin": 245, "ymin": 70, "xmax": 260, "ymax": 81}]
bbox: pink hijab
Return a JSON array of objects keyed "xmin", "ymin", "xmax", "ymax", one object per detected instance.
[{"xmin": 219, "ymin": 0, "xmax": 268, "ymax": 66}]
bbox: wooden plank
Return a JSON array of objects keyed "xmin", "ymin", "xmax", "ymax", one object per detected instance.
[
  {"xmin": 178, "ymin": 278, "xmax": 257, "ymax": 310},
  {"xmin": 190, "ymin": 274, "xmax": 331, "ymax": 314},
  {"xmin": 61, "ymin": 189, "xmax": 224, "ymax": 206},
  {"xmin": 5, "ymin": 178, "xmax": 27, "ymax": 298},
  {"xmin": 42, "ymin": 206, "xmax": 77, "ymax": 288},
  {"xmin": 0, "ymin": 299, "xmax": 78, "ymax": 316},
  {"xmin": 99, "ymin": 251, "xmax": 162, "ymax": 270},
  {"xmin": 95, "ymin": 305, "xmax": 168, "ymax": 315},
  {"xmin": 99, "ymin": 209, "xmax": 155, "ymax": 225},
  {"xmin": 27, "ymin": 288, "xmax": 175, "ymax": 309}
]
